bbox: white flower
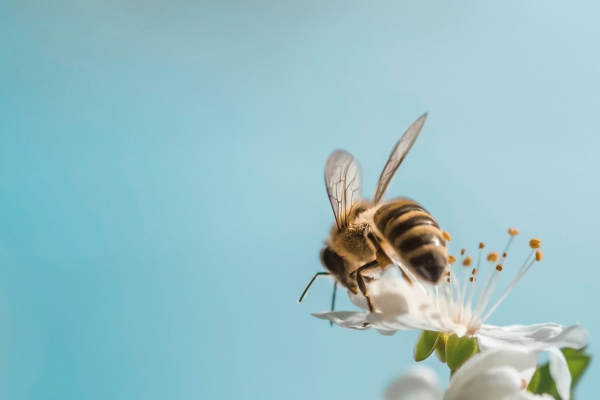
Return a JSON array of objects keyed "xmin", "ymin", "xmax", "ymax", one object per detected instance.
[
  {"xmin": 383, "ymin": 347, "xmax": 554, "ymax": 400},
  {"xmin": 313, "ymin": 234, "xmax": 589, "ymax": 400}
]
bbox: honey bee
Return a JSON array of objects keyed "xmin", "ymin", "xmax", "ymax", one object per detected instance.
[{"xmin": 299, "ymin": 113, "xmax": 447, "ymax": 313}]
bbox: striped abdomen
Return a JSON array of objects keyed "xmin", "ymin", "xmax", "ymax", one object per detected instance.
[{"xmin": 373, "ymin": 199, "xmax": 447, "ymax": 283}]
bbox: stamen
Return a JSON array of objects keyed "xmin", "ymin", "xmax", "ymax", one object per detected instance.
[
  {"xmin": 469, "ymin": 244, "xmax": 484, "ymax": 309},
  {"xmin": 471, "ymin": 264, "xmax": 503, "ymax": 324},
  {"xmin": 471, "ymin": 252, "xmax": 503, "ymax": 322},
  {"xmin": 463, "ymin": 274, "xmax": 477, "ymax": 323},
  {"xmin": 449, "ymin": 262, "xmax": 463, "ymax": 320},
  {"xmin": 458, "ymin": 252, "xmax": 474, "ymax": 321},
  {"xmin": 460, "ymin": 244, "xmax": 481, "ymax": 321},
  {"xmin": 443, "ymin": 276, "xmax": 454, "ymax": 320},
  {"xmin": 443, "ymin": 231, "xmax": 452, "ymax": 242},
  {"xmin": 429, "ymin": 230, "xmax": 543, "ymax": 333},
  {"xmin": 480, "ymin": 243, "xmax": 541, "ymax": 323},
  {"xmin": 503, "ymin": 228, "xmax": 519, "ymax": 256},
  {"xmin": 536, "ymin": 250, "xmax": 543, "ymax": 261}
]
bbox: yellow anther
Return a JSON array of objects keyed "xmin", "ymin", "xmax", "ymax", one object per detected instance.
[
  {"xmin": 487, "ymin": 252, "xmax": 498, "ymax": 262},
  {"xmin": 508, "ymin": 228, "xmax": 520, "ymax": 236},
  {"xmin": 535, "ymin": 250, "xmax": 543, "ymax": 261},
  {"xmin": 448, "ymin": 255, "xmax": 457, "ymax": 263},
  {"xmin": 496, "ymin": 264, "xmax": 503, "ymax": 271},
  {"xmin": 461, "ymin": 248, "xmax": 466, "ymax": 256},
  {"xmin": 472, "ymin": 268, "xmax": 477, "ymax": 275},
  {"xmin": 469, "ymin": 277, "xmax": 476, "ymax": 282},
  {"xmin": 479, "ymin": 242, "xmax": 485, "ymax": 249},
  {"xmin": 443, "ymin": 231, "xmax": 451, "ymax": 242},
  {"xmin": 463, "ymin": 256, "xmax": 472, "ymax": 267},
  {"xmin": 502, "ymin": 252, "xmax": 507, "ymax": 258},
  {"xmin": 529, "ymin": 238, "xmax": 541, "ymax": 249},
  {"xmin": 446, "ymin": 278, "xmax": 451, "ymax": 283}
]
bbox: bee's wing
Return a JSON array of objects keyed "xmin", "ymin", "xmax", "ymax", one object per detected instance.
[
  {"xmin": 372, "ymin": 113, "xmax": 428, "ymax": 204},
  {"xmin": 324, "ymin": 150, "xmax": 362, "ymax": 230}
]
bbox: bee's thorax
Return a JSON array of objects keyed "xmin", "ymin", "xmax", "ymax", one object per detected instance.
[{"xmin": 328, "ymin": 205, "xmax": 378, "ymax": 264}]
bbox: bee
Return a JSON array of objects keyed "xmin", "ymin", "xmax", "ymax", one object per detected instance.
[{"xmin": 298, "ymin": 113, "xmax": 448, "ymax": 313}]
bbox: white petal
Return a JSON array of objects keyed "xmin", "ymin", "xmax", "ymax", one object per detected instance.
[
  {"xmin": 366, "ymin": 267, "xmax": 465, "ymax": 334},
  {"xmin": 318, "ymin": 266, "xmax": 470, "ymax": 335},
  {"xmin": 445, "ymin": 347, "xmax": 537, "ymax": 400},
  {"xmin": 384, "ymin": 366, "xmax": 443, "ymax": 400},
  {"xmin": 377, "ymin": 329, "xmax": 397, "ymax": 336},
  {"xmin": 311, "ymin": 311, "xmax": 371, "ymax": 330},
  {"xmin": 477, "ymin": 323, "xmax": 589, "ymax": 352},
  {"xmin": 446, "ymin": 367, "xmax": 524, "ymax": 400},
  {"xmin": 348, "ymin": 289, "xmax": 371, "ymax": 311},
  {"xmin": 518, "ymin": 394, "xmax": 555, "ymax": 400},
  {"xmin": 548, "ymin": 347, "xmax": 571, "ymax": 400}
]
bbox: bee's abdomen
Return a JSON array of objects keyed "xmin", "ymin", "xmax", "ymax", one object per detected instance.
[{"xmin": 373, "ymin": 200, "xmax": 447, "ymax": 283}]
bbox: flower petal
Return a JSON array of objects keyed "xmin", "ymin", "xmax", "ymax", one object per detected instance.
[
  {"xmin": 311, "ymin": 311, "xmax": 371, "ymax": 330},
  {"xmin": 548, "ymin": 347, "xmax": 571, "ymax": 400},
  {"xmin": 445, "ymin": 347, "xmax": 537, "ymax": 400},
  {"xmin": 384, "ymin": 366, "xmax": 442, "ymax": 400},
  {"xmin": 367, "ymin": 266, "xmax": 466, "ymax": 334},
  {"xmin": 348, "ymin": 289, "xmax": 371, "ymax": 311},
  {"xmin": 477, "ymin": 323, "xmax": 589, "ymax": 352},
  {"xmin": 446, "ymin": 367, "xmax": 525, "ymax": 400},
  {"xmin": 315, "ymin": 266, "xmax": 471, "ymax": 335},
  {"xmin": 377, "ymin": 329, "xmax": 397, "ymax": 336}
]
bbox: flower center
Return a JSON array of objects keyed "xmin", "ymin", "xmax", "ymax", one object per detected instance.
[{"xmin": 424, "ymin": 228, "xmax": 543, "ymax": 332}]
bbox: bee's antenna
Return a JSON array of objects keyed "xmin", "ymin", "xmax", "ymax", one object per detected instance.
[{"xmin": 298, "ymin": 272, "xmax": 330, "ymax": 303}]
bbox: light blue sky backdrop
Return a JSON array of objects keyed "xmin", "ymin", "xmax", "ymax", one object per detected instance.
[{"xmin": 1, "ymin": 0, "xmax": 598, "ymax": 398}]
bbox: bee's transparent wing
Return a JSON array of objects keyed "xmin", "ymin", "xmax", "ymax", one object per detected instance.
[
  {"xmin": 325, "ymin": 150, "xmax": 362, "ymax": 230},
  {"xmin": 372, "ymin": 113, "xmax": 428, "ymax": 204}
]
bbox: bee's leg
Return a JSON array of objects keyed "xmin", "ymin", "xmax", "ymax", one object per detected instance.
[
  {"xmin": 367, "ymin": 233, "xmax": 394, "ymax": 268},
  {"xmin": 298, "ymin": 272, "xmax": 330, "ymax": 303},
  {"xmin": 356, "ymin": 260, "xmax": 380, "ymax": 312},
  {"xmin": 329, "ymin": 281, "xmax": 338, "ymax": 327}
]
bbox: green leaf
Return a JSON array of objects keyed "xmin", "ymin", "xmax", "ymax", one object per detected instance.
[
  {"xmin": 528, "ymin": 348, "xmax": 592, "ymax": 400},
  {"xmin": 435, "ymin": 333, "xmax": 448, "ymax": 363},
  {"xmin": 562, "ymin": 347, "xmax": 592, "ymax": 392},
  {"xmin": 414, "ymin": 330, "xmax": 441, "ymax": 362},
  {"xmin": 528, "ymin": 363, "xmax": 556, "ymax": 397},
  {"xmin": 445, "ymin": 334, "xmax": 477, "ymax": 371},
  {"xmin": 527, "ymin": 366, "xmax": 541, "ymax": 393}
]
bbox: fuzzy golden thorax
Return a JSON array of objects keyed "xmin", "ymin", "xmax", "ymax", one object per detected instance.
[{"xmin": 327, "ymin": 207, "xmax": 377, "ymax": 264}]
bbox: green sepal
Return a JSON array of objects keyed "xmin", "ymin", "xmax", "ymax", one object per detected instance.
[
  {"xmin": 527, "ymin": 363, "xmax": 551, "ymax": 395},
  {"xmin": 445, "ymin": 334, "xmax": 478, "ymax": 371},
  {"xmin": 414, "ymin": 330, "xmax": 441, "ymax": 362},
  {"xmin": 563, "ymin": 347, "xmax": 592, "ymax": 392},
  {"xmin": 528, "ymin": 347, "xmax": 592, "ymax": 399},
  {"xmin": 435, "ymin": 333, "xmax": 448, "ymax": 363}
]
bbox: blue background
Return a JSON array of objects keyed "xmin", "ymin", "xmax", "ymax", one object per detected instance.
[{"xmin": 0, "ymin": 1, "xmax": 598, "ymax": 398}]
